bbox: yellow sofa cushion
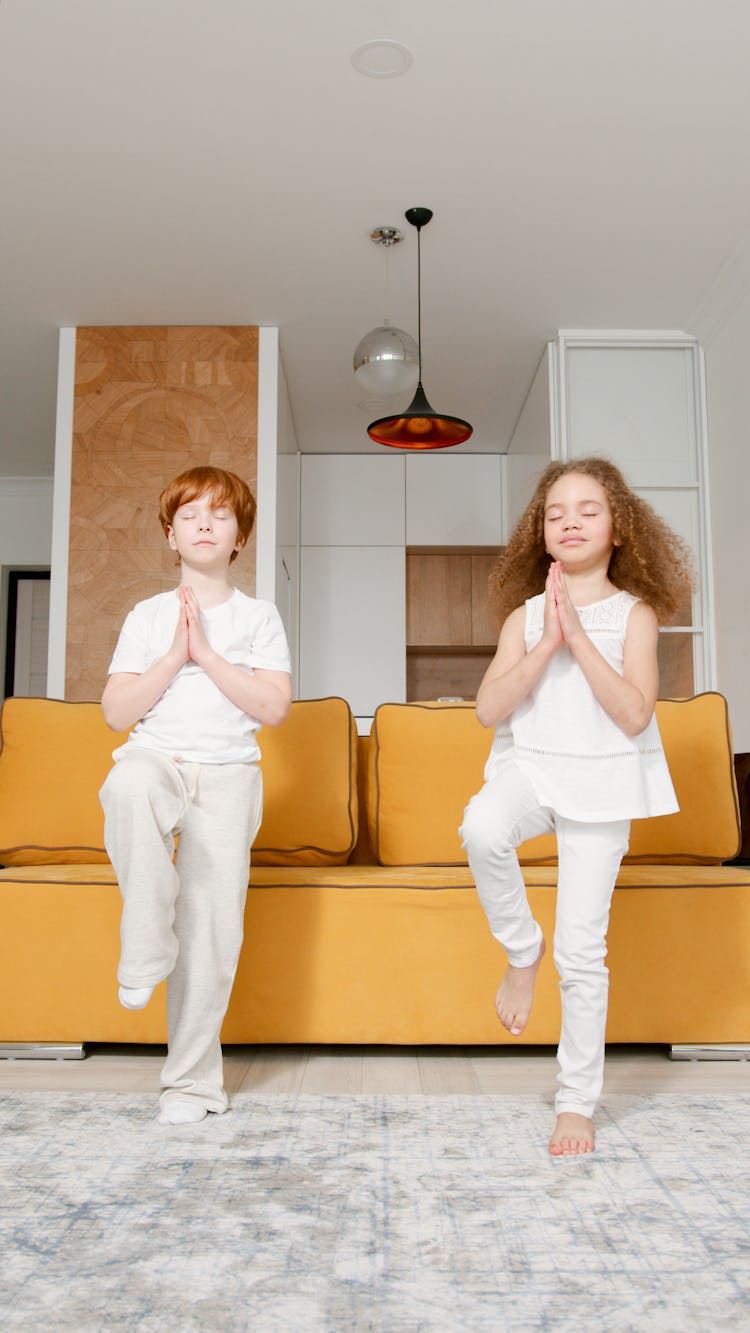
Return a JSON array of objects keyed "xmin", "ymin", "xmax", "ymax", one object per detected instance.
[
  {"xmin": 625, "ymin": 693, "xmax": 739, "ymax": 864},
  {"xmin": 0, "ymin": 697, "xmax": 129, "ymax": 865},
  {"xmin": 253, "ymin": 696, "xmax": 358, "ymax": 866},
  {"xmin": 368, "ymin": 702, "xmax": 498, "ymax": 866},
  {"xmin": 0, "ymin": 695, "xmax": 358, "ymax": 870},
  {"xmin": 367, "ymin": 694, "xmax": 740, "ymax": 867}
]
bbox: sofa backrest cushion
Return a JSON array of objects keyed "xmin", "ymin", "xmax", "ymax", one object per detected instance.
[
  {"xmin": 368, "ymin": 702, "xmax": 500, "ymax": 866},
  {"xmin": 0, "ymin": 697, "xmax": 129, "ymax": 865},
  {"xmin": 367, "ymin": 694, "xmax": 740, "ymax": 867},
  {"xmin": 0, "ymin": 695, "xmax": 358, "ymax": 869},
  {"xmin": 253, "ymin": 696, "xmax": 358, "ymax": 866},
  {"xmin": 624, "ymin": 694, "xmax": 739, "ymax": 864}
]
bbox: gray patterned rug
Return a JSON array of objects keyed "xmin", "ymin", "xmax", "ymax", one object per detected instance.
[{"xmin": 2, "ymin": 1092, "xmax": 749, "ymax": 1332}]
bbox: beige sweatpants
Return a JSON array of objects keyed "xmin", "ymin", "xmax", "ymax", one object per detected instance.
[{"xmin": 99, "ymin": 748, "xmax": 263, "ymax": 1115}]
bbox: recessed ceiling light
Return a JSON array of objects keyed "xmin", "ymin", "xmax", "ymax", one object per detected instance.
[{"xmin": 351, "ymin": 40, "xmax": 414, "ymax": 79}]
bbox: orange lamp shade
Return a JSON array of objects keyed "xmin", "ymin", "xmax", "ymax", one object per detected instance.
[{"xmin": 367, "ymin": 383, "xmax": 473, "ymax": 450}]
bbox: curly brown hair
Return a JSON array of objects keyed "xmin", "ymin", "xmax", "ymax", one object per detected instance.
[{"xmin": 489, "ymin": 457, "xmax": 695, "ymax": 626}]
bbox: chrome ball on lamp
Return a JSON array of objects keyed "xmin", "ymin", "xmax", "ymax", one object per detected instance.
[{"xmin": 353, "ymin": 321, "xmax": 419, "ymax": 396}]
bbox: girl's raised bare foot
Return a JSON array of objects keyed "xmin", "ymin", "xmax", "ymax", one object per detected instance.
[
  {"xmin": 495, "ymin": 937, "xmax": 546, "ymax": 1035},
  {"xmin": 549, "ymin": 1112, "xmax": 595, "ymax": 1156}
]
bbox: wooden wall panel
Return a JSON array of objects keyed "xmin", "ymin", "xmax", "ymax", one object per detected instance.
[
  {"xmin": 658, "ymin": 633, "xmax": 695, "ymax": 699},
  {"xmin": 66, "ymin": 327, "xmax": 259, "ymax": 701},
  {"xmin": 406, "ymin": 650, "xmax": 493, "ymax": 702},
  {"xmin": 470, "ymin": 553, "xmax": 500, "ymax": 648},
  {"xmin": 405, "ymin": 553, "xmax": 472, "ymax": 647}
]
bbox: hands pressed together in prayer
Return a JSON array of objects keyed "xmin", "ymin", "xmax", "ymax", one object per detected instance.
[
  {"xmin": 542, "ymin": 561, "xmax": 584, "ymax": 650},
  {"xmin": 172, "ymin": 586, "xmax": 214, "ymax": 669}
]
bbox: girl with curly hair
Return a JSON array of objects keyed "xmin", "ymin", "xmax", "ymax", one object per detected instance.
[{"xmin": 460, "ymin": 457, "xmax": 694, "ymax": 1157}]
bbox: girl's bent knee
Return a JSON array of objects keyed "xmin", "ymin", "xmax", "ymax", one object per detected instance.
[
  {"xmin": 459, "ymin": 800, "xmax": 493, "ymax": 857},
  {"xmin": 461, "ymin": 806, "xmax": 520, "ymax": 862},
  {"xmin": 461, "ymin": 783, "xmax": 504, "ymax": 827}
]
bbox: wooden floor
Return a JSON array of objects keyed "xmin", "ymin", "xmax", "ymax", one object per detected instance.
[{"xmin": 1, "ymin": 1044, "xmax": 750, "ymax": 1095}]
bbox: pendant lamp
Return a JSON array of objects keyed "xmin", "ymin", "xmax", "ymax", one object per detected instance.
[
  {"xmin": 353, "ymin": 226, "xmax": 419, "ymax": 397},
  {"xmin": 367, "ymin": 207, "xmax": 473, "ymax": 450},
  {"xmin": 353, "ymin": 321, "xmax": 419, "ymax": 396}
]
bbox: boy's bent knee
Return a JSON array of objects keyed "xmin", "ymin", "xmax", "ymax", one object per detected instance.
[{"xmin": 100, "ymin": 751, "xmax": 177, "ymax": 807}]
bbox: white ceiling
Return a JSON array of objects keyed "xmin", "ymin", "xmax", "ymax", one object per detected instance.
[{"xmin": 2, "ymin": 0, "xmax": 750, "ymax": 476}]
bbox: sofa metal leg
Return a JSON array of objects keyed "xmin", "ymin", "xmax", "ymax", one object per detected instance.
[
  {"xmin": 668, "ymin": 1044, "xmax": 750, "ymax": 1061},
  {"xmin": 0, "ymin": 1043, "xmax": 86, "ymax": 1060}
]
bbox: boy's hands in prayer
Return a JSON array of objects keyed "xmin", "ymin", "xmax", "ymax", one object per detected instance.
[
  {"xmin": 168, "ymin": 590, "xmax": 191, "ymax": 669},
  {"xmin": 180, "ymin": 586, "xmax": 214, "ymax": 667}
]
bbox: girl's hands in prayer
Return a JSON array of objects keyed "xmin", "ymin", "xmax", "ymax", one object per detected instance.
[
  {"xmin": 542, "ymin": 563, "xmax": 564, "ymax": 650},
  {"xmin": 549, "ymin": 562, "xmax": 584, "ymax": 644}
]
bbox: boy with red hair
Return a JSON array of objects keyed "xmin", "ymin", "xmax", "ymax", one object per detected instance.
[{"xmin": 100, "ymin": 467, "xmax": 292, "ymax": 1124}]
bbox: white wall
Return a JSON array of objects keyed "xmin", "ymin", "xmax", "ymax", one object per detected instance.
[
  {"xmin": 0, "ymin": 477, "xmax": 54, "ymax": 694},
  {"xmin": 0, "ymin": 478, "xmax": 53, "ymax": 566},
  {"xmin": 505, "ymin": 344, "xmax": 553, "ymax": 533},
  {"xmin": 692, "ymin": 247, "xmax": 750, "ymax": 750}
]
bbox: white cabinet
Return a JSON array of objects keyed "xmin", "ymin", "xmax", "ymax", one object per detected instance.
[
  {"xmin": 299, "ymin": 546, "xmax": 405, "ymax": 716},
  {"xmin": 301, "ymin": 455, "xmax": 405, "ymax": 546},
  {"xmin": 562, "ymin": 336, "xmax": 709, "ymax": 687},
  {"xmin": 301, "ymin": 453, "xmax": 504, "ymax": 548},
  {"xmin": 298, "ymin": 453, "xmax": 505, "ymax": 717},
  {"xmin": 405, "ymin": 455, "xmax": 503, "ymax": 545},
  {"xmin": 565, "ymin": 345, "xmax": 699, "ymax": 484}
]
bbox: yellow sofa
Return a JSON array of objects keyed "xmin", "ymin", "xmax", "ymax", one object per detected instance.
[{"xmin": 1, "ymin": 693, "xmax": 749, "ymax": 1052}]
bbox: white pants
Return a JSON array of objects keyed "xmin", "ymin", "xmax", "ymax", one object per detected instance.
[
  {"xmin": 100, "ymin": 749, "xmax": 263, "ymax": 1115},
  {"xmin": 460, "ymin": 763, "xmax": 629, "ymax": 1118}
]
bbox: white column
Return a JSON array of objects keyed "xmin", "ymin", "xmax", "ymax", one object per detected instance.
[
  {"xmin": 47, "ymin": 327, "xmax": 76, "ymax": 699},
  {"xmin": 256, "ymin": 327, "xmax": 279, "ymax": 603}
]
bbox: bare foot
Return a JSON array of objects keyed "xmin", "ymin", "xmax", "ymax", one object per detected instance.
[
  {"xmin": 495, "ymin": 937, "xmax": 546, "ymax": 1035},
  {"xmin": 549, "ymin": 1112, "xmax": 595, "ymax": 1156}
]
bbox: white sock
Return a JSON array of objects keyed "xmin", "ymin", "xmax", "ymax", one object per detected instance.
[
  {"xmin": 118, "ymin": 984, "xmax": 154, "ymax": 1010},
  {"xmin": 158, "ymin": 1100, "xmax": 208, "ymax": 1125}
]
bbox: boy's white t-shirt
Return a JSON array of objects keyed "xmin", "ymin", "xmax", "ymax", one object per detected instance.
[{"xmin": 108, "ymin": 588, "xmax": 291, "ymax": 764}]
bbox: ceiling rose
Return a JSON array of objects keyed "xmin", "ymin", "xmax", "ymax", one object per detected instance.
[{"xmin": 350, "ymin": 40, "xmax": 414, "ymax": 79}]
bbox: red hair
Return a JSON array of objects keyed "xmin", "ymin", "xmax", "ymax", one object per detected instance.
[{"xmin": 158, "ymin": 467, "xmax": 256, "ymax": 563}]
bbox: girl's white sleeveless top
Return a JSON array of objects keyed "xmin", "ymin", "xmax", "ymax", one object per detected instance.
[{"xmin": 483, "ymin": 589, "xmax": 678, "ymax": 821}]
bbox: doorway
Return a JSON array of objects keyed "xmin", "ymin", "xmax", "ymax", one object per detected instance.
[{"xmin": 4, "ymin": 570, "xmax": 51, "ymax": 697}]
